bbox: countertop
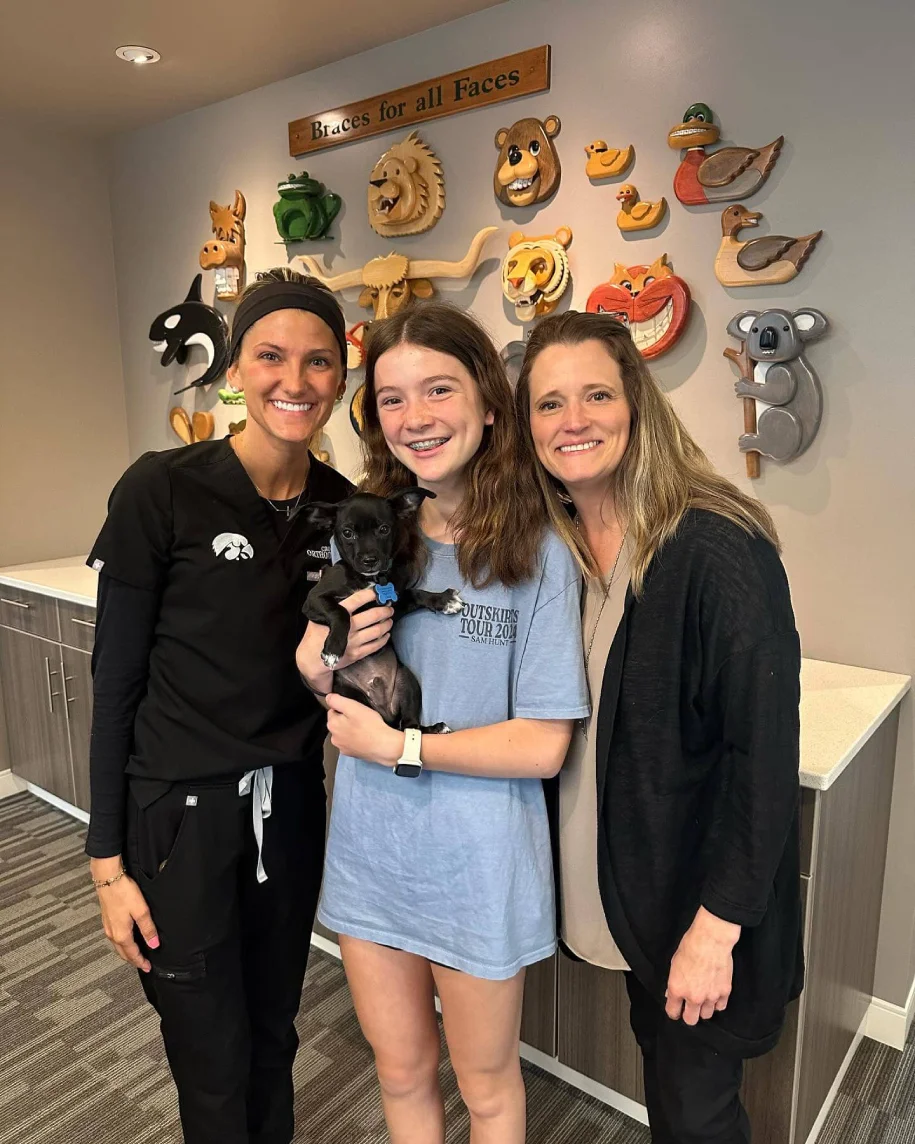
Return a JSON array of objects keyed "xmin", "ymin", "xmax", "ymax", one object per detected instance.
[
  {"xmin": 0, "ymin": 555, "xmax": 98, "ymax": 607},
  {"xmin": 0, "ymin": 557, "xmax": 910, "ymax": 792}
]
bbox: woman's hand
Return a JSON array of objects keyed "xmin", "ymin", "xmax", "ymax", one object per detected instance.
[
  {"xmin": 665, "ymin": 906, "xmax": 741, "ymax": 1025},
  {"xmin": 91, "ymin": 856, "xmax": 159, "ymax": 973},
  {"xmin": 296, "ymin": 588, "xmax": 394, "ymax": 695},
  {"xmin": 326, "ymin": 693, "xmax": 404, "ymax": 766}
]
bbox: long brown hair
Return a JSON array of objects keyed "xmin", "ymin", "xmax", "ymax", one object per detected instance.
[
  {"xmin": 361, "ymin": 302, "xmax": 547, "ymax": 587},
  {"xmin": 515, "ymin": 310, "xmax": 780, "ymax": 594}
]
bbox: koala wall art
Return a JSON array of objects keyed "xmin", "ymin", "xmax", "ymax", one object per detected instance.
[
  {"xmin": 725, "ymin": 307, "xmax": 828, "ymax": 477},
  {"xmin": 494, "ymin": 115, "xmax": 561, "ymax": 208}
]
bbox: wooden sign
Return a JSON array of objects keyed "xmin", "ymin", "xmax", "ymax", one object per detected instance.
[{"xmin": 289, "ymin": 46, "xmax": 551, "ymax": 157}]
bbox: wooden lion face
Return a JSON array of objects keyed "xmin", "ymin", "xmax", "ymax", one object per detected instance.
[
  {"xmin": 368, "ymin": 131, "xmax": 445, "ymax": 237},
  {"xmin": 493, "ymin": 116, "xmax": 561, "ymax": 207}
]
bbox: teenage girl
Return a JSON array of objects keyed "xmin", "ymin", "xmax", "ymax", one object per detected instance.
[{"xmin": 297, "ymin": 302, "xmax": 588, "ymax": 1143}]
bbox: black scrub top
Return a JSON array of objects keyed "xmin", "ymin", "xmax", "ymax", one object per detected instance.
[{"xmin": 87, "ymin": 438, "xmax": 353, "ymax": 783}]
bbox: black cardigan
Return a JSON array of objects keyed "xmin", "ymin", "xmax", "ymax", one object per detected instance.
[{"xmin": 594, "ymin": 509, "xmax": 804, "ymax": 1058}]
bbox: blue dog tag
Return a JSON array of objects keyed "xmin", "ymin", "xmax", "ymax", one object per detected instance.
[{"xmin": 374, "ymin": 581, "xmax": 398, "ymax": 604}]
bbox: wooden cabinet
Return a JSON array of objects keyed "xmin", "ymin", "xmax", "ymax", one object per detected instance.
[
  {"xmin": 62, "ymin": 645, "xmax": 93, "ymax": 811},
  {"xmin": 0, "ymin": 626, "xmax": 73, "ymax": 802},
  {"xmin": 0, "ymin": 588, "xmax": 95, "ymax": 813}
]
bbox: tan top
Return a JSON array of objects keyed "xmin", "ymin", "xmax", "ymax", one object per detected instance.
[{"xmin": 559, "ymin": 540, "xmax": 631, "ymax": 971}]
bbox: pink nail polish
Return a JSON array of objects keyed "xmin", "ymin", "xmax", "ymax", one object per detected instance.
[{"xmin": 149, "ymin": 936, "xmax": 160, "ymax": 949}]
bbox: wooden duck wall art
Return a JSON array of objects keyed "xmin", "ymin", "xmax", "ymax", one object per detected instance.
[
  {"xmin": 716, "ymin": 205, "xmax": 822, "ymax": 287},
  {"xmin": 199, "ymin": 191, "xmax": 246, "ymax": 300},
  {"xmin": 585, "ymin": 140, "xmax": 634, "ymax": 180},
  {"xmin": 616, "ymin": 184, "xmax": 667, "ymax": 232},
  {"xmin": 725, "ymin": 307, "xmax": 828, "ymax": 476},
  {"xmin": 667, "ymin": 103, "xmax": 783, "ymax": 206}
]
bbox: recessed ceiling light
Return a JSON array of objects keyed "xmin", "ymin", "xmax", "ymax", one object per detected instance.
[{"xmin": 115, "ymin": 45, "xmax": 161, "ymax": 65}]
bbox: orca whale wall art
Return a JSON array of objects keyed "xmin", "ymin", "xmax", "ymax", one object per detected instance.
[{"xmin": 149, "ymin": 274, "xmax": 230, "ymax": 394}]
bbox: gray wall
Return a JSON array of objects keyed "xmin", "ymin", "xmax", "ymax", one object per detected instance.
[
  {"xmin": 0, "ymin": 120, "xmax": 129, "ymax": 567},
  {"xmin": 106, "ymin": 0, "xmax": 915, "ymax": 1006}
]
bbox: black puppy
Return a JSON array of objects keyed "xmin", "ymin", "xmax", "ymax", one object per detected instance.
[{"xmin": 303, "ymin": 488, "xmax": 462, "ymax": 733}]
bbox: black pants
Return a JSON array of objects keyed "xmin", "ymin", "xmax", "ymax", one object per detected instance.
[
  {"xmin": 125, "ymin": 763, "xmax": 326, "ymax": 1144},
  {"xmin": 626, "ymin": 973, "xmax": 751, "ymax": 1144}
]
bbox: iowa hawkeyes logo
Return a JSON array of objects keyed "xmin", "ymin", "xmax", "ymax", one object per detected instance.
[{"xmin": 211, "ymin": 532, "xmax": 254, "ymax": 561}]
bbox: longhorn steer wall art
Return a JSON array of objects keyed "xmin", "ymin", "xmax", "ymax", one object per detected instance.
[{"xmin": 296, "ymin": 226, "xmax": 497, "ymax": 320}]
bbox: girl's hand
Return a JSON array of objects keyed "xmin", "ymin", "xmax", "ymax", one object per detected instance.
[
  {"xmin": 91, "ymin": 858, "xmax": 160, "ymax": 973},
  {"xmin": 296, "ymin": 588, "xmax": 394, "ymax": 693},
  {"xmin": 326, "ymin": 693, "xmax": 404, "ymax": 766}
]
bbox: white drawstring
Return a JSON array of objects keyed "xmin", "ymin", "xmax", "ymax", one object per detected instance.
[{"xmin": 239, "ymin": 766, "xmax": 274, "ymax": 883}]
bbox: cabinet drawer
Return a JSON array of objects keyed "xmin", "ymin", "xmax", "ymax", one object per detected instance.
[
  {"xmin": 58, "ymin": 599, "xmax": 96, "ymax": 652},
  {"xmin": 0, "ymin": 588, "xmax": 60, "ymax": 641}
]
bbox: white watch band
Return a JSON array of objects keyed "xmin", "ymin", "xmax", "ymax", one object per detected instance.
[{"xmin": 398, "ymin": 728, "xmax": 423, "ymax": 766}]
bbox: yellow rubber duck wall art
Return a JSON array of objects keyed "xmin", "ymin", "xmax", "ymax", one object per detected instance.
[
  {"xmin": 584, "ymin": 140, "xmax": 635, "ymax": 180},
  {"xmin": 616, "ymin": 184, "xmax": 667, "ymax": 233}
]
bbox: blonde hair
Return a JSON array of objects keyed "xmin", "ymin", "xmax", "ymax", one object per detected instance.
[
  {"xmin": 361, "ymin": 302, "xmax": 548, "ymax": 588},
  {"xmin": 515, "ymin": 310, "xmax": 780, "ymax": 594}
]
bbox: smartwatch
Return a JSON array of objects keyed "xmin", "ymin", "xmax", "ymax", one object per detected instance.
[{"xmin": 394, "ymin": 728, "xmax": 423, "ymax": 778}]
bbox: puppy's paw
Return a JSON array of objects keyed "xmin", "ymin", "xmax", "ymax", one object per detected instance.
[
  {"xmin": 321, "ymin": 651, "xmax": 340, "ymax": 670},
  {"xmin": 441, "ymin": 590, "xmax": 464, "ymax": 616},
  {"xmin": 424, "ymin": 722, "xmax": 452, "ymax": 735}
]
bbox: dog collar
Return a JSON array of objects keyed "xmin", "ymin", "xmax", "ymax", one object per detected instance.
[{"xmin": 374, "ymin": 580, "xmax": 398, "ymax": 604}]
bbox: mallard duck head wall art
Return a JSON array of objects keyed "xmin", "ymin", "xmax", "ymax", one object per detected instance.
[
  {"xmin": 199, "ymin": 190, "xmax": 246, "ymax": 299},
  {"xmin": 501, "ymin": 227, "xmax": 573, "ymax": 322},
  {"xmin": 716, "ymin": 205, "xmax": 822, "ymax": 287},
  {"xmin": 667, "ymin": 103, "xmax": 783, "ymax": 206},
  {"xmin": 148, "ymin": 274, "xmax": 229, "ymax": 395},
  {"xmin": 586, "ymin": 255, "xmax": 691, "ymax": 359},
  {"xmin": 368, "ymin": 131, "xmax": 445, "ymax": 237},
  {"xmin": 494, "ymin": 116, "xmax": 562, "ymax": 207}
]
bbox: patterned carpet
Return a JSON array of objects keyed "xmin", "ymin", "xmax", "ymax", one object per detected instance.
[{"xmin": 0, "ymin": 790, "xmax": 912, "ymax": 1144}]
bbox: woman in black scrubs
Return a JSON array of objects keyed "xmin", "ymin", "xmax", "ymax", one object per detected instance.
[{"xmin": 86, "ymin": 269, "xmax": 390, "ymax": 1144}]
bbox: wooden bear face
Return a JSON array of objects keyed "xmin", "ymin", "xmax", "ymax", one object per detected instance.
[{"xmin": 493, "ymin": 116, "xmax": 561, "ymax": 208}]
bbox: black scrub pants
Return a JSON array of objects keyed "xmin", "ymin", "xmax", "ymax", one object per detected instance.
[
  {"xmin": 125, "ymin": 762, "xmax": 326, "ymax": 1144},
  {"xmin": 626, "ymin": 973, "xmax": 751, "ymax": 1144}
]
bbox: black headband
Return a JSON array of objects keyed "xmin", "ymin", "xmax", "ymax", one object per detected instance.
[{"xmin": 229, "ymin": 281, "xmax": 347, "ymax": 377}]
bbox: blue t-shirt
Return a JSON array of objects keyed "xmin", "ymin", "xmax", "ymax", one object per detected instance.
[{"xmin": 317, "ymin": 528, "xmax": 589, "ymax": 979}]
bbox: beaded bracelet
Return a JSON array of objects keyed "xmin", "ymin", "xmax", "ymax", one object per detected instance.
[{"xmin": 92, "ymin": 867, "xmax": 126, "ymax": 889}]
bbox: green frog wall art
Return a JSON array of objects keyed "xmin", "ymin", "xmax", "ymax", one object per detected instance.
[{"xmin": 273, "ymin": 172, "xmax": 343, "ymax": 242}]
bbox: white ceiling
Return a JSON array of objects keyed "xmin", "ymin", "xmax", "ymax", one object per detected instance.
[{"xmin": 0, "ymin": 0, "xmax": 507, "ymax": 137}]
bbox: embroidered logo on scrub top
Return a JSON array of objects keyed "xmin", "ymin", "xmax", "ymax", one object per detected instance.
[{"xmin": 211, "ymin": 532, "xmax": 254, "ymax": 561}]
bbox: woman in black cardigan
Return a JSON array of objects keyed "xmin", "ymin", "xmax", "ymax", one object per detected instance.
[{"xmin": 516, "ymin": 311, "xmax": 803, "ymax": 1143}]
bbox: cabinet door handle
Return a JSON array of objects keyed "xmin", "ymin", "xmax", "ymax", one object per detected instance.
[
  {"xmin": 64, "ymin": 674, "xmax": 77, "ymax": 704},
  {"xmin": 71, "ymin": 617, "xmax": 96, "ymax": 628},
  {"xmin": 43, "ymin": 657, "xmax": 61, "ymax": 714},
  {"xmin": 1, "ymin": 597, "xmax": 30, "ymax": 609}
]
